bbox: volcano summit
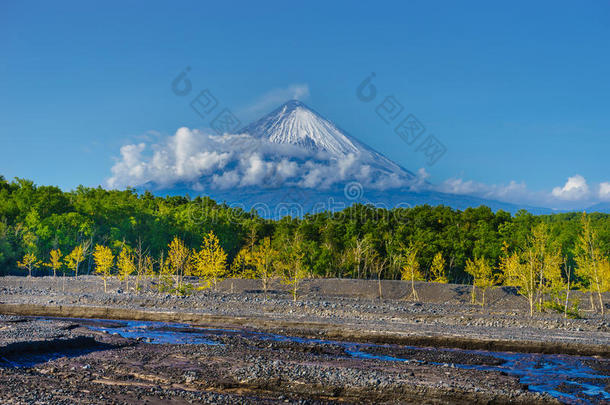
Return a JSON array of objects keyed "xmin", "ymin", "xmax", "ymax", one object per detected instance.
[{"xmin": 110, "ymin": 100, "xmax": 550, "ymax": 215}]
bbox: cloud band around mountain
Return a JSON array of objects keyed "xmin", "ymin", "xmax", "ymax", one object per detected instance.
[
  {"xmin": 107, "ymin": 127, "xmax": 418, "ymax": 192},
  {"xmin": 108, "ymin": 127, "xmax": 610, "ymax": 211}
]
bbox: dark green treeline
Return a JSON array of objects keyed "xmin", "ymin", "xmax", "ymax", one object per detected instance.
[{"xmin": 1, "ymin": 176, "xmax": 609, "ymax": 282}]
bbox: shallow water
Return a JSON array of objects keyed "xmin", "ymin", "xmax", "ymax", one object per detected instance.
[
  {"xmin": 86, "ymin": 320, "xmax": 221, "ymax": 345},
  {"xmin": 66, "ymin": 318, "xmax": 610, "ymax": 404}
]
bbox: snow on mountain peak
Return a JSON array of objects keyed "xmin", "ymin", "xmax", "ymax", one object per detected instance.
[
  {"xmin": 109, "ymin": 100, "xmax": 418, "ymax": 193},
  {"xmin": 239, "ymin": 100, "xmax": 416, "ymax": 181},
  {"xmin": 240, "ymin": 100, "xmax": 361, "ymax": 156},
  {"xmin": 108, "ymin": 100, "xmax": 555, "ymax": 215}
]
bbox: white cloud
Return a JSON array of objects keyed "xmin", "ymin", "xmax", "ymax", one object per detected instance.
[
  {"xmin": 551, "ymin": 175, "xmax": 590, "ymax": 201},
  {"xmin": 108, "ymin": 128, "xmax": 609, "ymax": 210},
  {"xmin": 241, "ymin": 84, "xmax": 310, "ymax": 117},
  {"xmin": 108, "ymin": 128, "xmax": 233, "ymax": 190},
  {"xmin": 433, "ymin": 174, "xmax": 610, "ymax": 209},
  {"xmin": 107, "ymin": 127, "xmax": 414, "ymax": 192},
  {"xmin": 599, "ymin": 182, "xmax": 610, "ymax": 201}
]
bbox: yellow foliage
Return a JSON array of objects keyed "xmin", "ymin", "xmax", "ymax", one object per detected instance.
[
  {"xmin": 93, "ymin": 244, "xmax": 114, "ymax": 293},
  {"xmin": 501, "ymin": 245, "xmax": 537, "ymax": 316},
  {"xmin": 575, "ymin": 213, "xmax": 607, "ymax": 314},
  {"xmin": 464, "ymin": 256, "xmax": 496, "ymax": 306},
  {"xmin": 144, "ymin": 255, "xmax": 155, "ymax": 278},
  {"xmin": 117, "ymin": 247, "xmax": 136, "ymax": 290},
  {"xmin": 167, "ymin": 236, "xmax": 191, "ymax": 291},
  {"xmin": 251, "ymin": 237, "xmax": 278, "ymax": 295},
  {"xmin": 600, "ymin": 258, "xmax": 610, "ymax": 293},
  {"xmin": 279, "ymin": 233, "xmax": 309, "ymax": 302},
  {"xmin": 47, "ymin": 249, "xmax": 62, "ymax": 277},
  {"xmin": 400, "ymin": 244, "xmax": 424, "ymax": 301},
  {"xmin": 429, "ymin": 252, "xmax": 448, "ymax": 283},
  {"xmin": 192, "ymin": 231, "xmax": 227, "ymax": 290},
  {"xmin": 231, "ymin": 247, "xmax": 256, "ymax": 279},
  {"xmin": 17, "ymin": 252, "xmax": 39, "ymax": 277},
  {"xmin": 64, "ymin": 245, "xmax": 85, "ymax": 279}
]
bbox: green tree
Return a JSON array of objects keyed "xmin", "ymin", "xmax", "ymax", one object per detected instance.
[
  {"xmin": 251, "ymin": 237, "xmax": 279, "ymax": 298},
  {"xmin": 464, "ymin": 256, "xmax": 496, "ymax": 307},
  {"xmin": 575, "ymin": 213, "xmax": 606, "ymax": 315},
  {"xmin": 279, "ymin": 233, "xmax": 309, "ymax": 302},
  {"xmin": 501, "ymin": 243, "xmax": 536, "ymax": 316}
]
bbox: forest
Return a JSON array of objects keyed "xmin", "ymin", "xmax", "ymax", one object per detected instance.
[{"xmin": 1, "ymin": 176, "xmax": 609, "ymax": 313}]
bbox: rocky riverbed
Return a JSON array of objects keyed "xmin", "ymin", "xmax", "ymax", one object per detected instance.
[
  {"xmin": 0, "ymin": 315, "xmax": 570, "ymax": 404},
  {"xmin": 0, "ymin": 276, "xmax": 609, "ymax": 404}
]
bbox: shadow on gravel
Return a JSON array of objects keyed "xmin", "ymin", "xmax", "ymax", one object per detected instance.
[{"xmin": 0, "ymin": 337, "xmax": 118, "ymax": 368}]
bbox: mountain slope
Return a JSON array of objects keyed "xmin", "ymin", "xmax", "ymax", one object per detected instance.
[
  {"xmin": 239, "ymin": 100, "xmax": 416, "ymax": 183},
  {"xmin": 240, "ymin": 100, "xmax": 361, "ymax": 155},
  {"xmin": 586, "ymin": 202, "xmax": 610, "ymax": 214},
  {"xmin": 141, "ymin": 99, "xmax": 553, "ymax": 215},
  {"xmin": 155, "ymin": 183, "xmax": 553, "ymax": 216}
]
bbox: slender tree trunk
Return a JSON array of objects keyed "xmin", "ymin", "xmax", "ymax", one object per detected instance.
[
  {"xmin": 538, "ymin": 266, "xmax": 544, "ymax": 311},
  {"xmin": 411, "ymin": 276, "xmax": 416, "ymax": 301},
  {"xmin": 564, "ymin": 288, "xmax": 570, "ymax": 318},
  {"xmin": 564, "ymin": 264, "xmax": 571, "ymax": 318}
]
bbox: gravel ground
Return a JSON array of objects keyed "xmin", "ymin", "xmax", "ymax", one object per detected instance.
[
  {"xmin": 0, "ymin": 316, "xmax": 561, "ymax": 404},
  {"xmin": 1, "ymin": 276, "xmax": 609, "ymax": 351},
  {"xmin": 0, "ymin": 276, "xmax": 609, "ymax": 404}
]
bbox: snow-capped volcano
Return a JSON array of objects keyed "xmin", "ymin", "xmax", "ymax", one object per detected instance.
[
  {"xmin": 110, "ymin": 99, "xmax": 552, "ymax": 215},
  {"xmin": 239, "ymin": 100, "xmax": 416, "ymax": 183},
  {"xmin": 241, "ymin": 100, "xmax": 360, "ymax": 155},
  {"xmin": 109, "ymin": 99, "xmax": 417, "ymax": 193}
]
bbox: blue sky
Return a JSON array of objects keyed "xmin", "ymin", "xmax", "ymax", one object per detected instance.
[{"xmin": 1, "ymin": 0, "xmax": 609, "ymax": 209}]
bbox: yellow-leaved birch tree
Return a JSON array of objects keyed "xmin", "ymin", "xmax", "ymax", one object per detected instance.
[
  {"xmin": 465, "ymin": 256, "xmax": 496, "ymax": 307},
  {"xmin": 65, "ymin": 245, "xmax": 85, "ymax": 280},
  {"xmin": 18, "ymin": 252, "xmax": 39, "ymax": 277},
  {"xmin": 47, "ymin": 249, "xmax": 62, "ymax": 278},
  {"xmin": 400, "ymin": 244, "xmax": 424, "ymax": 301},
  {"xmin": 575, "ymin": 213, "xmax": 607, "ymax": 315},
  {"xmin": 93, "ymin": 245, "xmax": 114, "ymax": 293},
  {"xmin": 117, "ymin": 247, "xmax": 136, "ymax": 291},
  {"xmin": 192, "ymin": 231, "xmax": 227, "ymax": 290},
  {"xmin": 429, "ymin": 252, "xmax": 448, "ymax": 283}
]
